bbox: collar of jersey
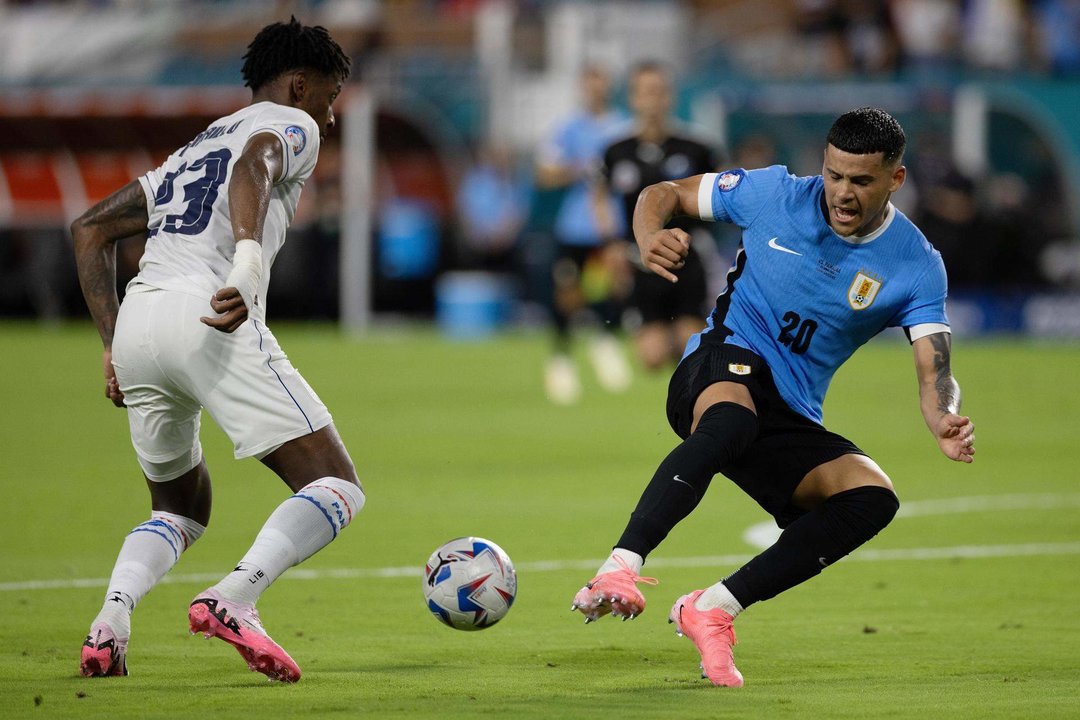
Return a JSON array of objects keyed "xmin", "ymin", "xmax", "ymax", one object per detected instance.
[{"xmin": 827, "ymin": 202, "xmax": 896, "ymax": 246}]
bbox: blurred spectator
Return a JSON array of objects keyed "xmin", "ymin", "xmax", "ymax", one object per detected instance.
[
  {"xmin": 916, "ymin": 168, "xmax": 1047, "ymax": 291},
  {"xmin": 915, "ymin": 169, "xmax": 990, "ymax": 288},
  {"xmin": 770, "ymin": 0, "xmax": 901, "ymax": 78},
  {"xmin": 961, "ymin": 0, "xmax": 1029, "ymax": 73},
  {"xmin": 793, "ymin": 0, "xmax": 851, "ymax": 76},
  {"xmin": 889, "ymin": 0, "xmax": 961, "ymax": 73},
  {"xmin": 840, "ymin": 0, "xmax": 900, "ymax": 75},
  {"xmin": 1031, "ymin": 0, "xmax": 1080, "ymax": 76},
  {"xmin": 455, "ymin": 143, "xmax": 531, "ymax": 274},
  {"xmin": 729, "ymin": 133, "xmax": 779, "ymax": 171}
]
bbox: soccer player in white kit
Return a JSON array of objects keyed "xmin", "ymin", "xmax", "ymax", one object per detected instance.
[{"xmin": 73, "ymin": 18, "xmax": 360, "ymax": 683}]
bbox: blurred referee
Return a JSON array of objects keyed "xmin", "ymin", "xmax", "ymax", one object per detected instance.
[{"xmin": 594, "ymin": 61, "xmax": 724, "ymax": 370}]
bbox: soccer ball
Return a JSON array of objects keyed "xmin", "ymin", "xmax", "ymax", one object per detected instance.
[{"xmin": 423, "ymin": 537, "xmax": 517, "ymax": 631}]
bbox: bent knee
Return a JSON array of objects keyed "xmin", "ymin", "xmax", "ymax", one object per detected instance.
[{"xmin": 794, "ymin": 453, "xmax": 894, "ymax": 509}]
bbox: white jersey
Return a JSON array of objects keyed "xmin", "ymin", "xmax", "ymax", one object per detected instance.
[{"xmin": 130, "ymin": 101, "xmax": 321, "ymax": 319}]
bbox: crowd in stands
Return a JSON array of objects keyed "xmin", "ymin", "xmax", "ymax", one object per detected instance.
[{"xmin": 1, "ymin": 0, "xmax": 1078, "ymax": 323}]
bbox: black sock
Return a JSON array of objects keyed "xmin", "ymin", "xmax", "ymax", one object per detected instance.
[
  {"xmin": 723, "ymin": 485, "xmax": 900, "ymax": 609},
  {"xmin": 616, "ymin": 402, "xmax": 758, "ymax": 558}
]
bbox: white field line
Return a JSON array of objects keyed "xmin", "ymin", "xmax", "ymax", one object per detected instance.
[
  {"xmin": 743, "ymin": 492, "xmax": 1080, "ymax": 550},
  {"xmin": 6, "ymin": 493, "xmax": 1077, "ymax": 594},
  {"xmin": 3, "ymin": 542, "xmax": 1080, "ymax": 593}
]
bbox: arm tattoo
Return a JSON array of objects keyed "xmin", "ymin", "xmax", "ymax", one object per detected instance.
[
  {"xmin": 929, "ymin": 332, "xmax": 961, "ymax": 414},
  {"xmin": 72, "ymin": 181, "xmax": 148, "ymax": 347},
  {"xmin": 81, "ymin": 181, "xmax": 149, "ymax": 237}
]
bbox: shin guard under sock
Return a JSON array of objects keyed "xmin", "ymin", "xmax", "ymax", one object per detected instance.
[
  {"xmin": 723, "ymin": 485, "xmax": 899, "ymax": 608},
  {"xmin": 616, "ymin": 402, "xmax": 758, "ymax": 557}
]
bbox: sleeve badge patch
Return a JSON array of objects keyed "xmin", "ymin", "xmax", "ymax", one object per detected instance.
[
  {"xmin": 717, "ymin": 169, "xmax": 744, "ymax": 192},
  {"xmin": 284, "ymin": 125, "xmax": 307, "ymax": 156}
]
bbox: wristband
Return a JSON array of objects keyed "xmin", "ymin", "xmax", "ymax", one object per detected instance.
[{"xmin": 225, "ymin": 239, "xmax": 263, "ymax": 311}]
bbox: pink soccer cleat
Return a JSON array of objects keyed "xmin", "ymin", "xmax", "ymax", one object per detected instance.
[
  {"xmin": 188, "ymin": 588, "xmax": 301, "ymax": 683},
  {"xmin": 668, "ymin": 589, "xmax": 744, "ymax": 687},
  {"xmin": 80, "ymin": 621, "xmax": 128, "ymax": 677},
  {"xmin": 571, "ymin": 557, "xmax": 658, "ymax": 622}
]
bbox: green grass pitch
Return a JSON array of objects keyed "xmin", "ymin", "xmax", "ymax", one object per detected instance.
[{"xmin": 1, "ymin": 322, "xmax": 1078, "ymax": 719}]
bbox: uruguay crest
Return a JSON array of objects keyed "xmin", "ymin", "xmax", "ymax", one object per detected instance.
[{"xmin": 847, "ymin": 271, "xmax": 882, "ymax": 310}]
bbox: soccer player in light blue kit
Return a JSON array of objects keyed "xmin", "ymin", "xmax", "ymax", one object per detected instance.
[
  {"xmin": 572, "ymin": 108, "xmax": 976, "ymax": 686},
  {"xmin": 536, "ymin": 64, "xmax": 632, "ymax": 404}
]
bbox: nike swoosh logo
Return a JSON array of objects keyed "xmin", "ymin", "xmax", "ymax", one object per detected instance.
[{"xmin": 768, "ymin": 237, "xmax": 802, "ymax": 256}]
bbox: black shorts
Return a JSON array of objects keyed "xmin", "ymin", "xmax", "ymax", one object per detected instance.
[
  {"xmin": 552, "ymin": 244, "xmax": 591, "ymax": 287},
  {"xmin": 631, "ymin": 246, "xmax": 708, "ymax": 324},
  {"xmin": 666, "ymin": 339, "xmax": 866, "ymax": 527}
]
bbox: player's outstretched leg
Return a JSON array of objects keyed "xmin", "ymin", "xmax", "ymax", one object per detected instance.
[
  {"xmin": 80, "ymin": 509, "xmax": 205, "ymax": 677},
  {"xmin": 191, "ymin": 475, "xmax": 364, "ymax": 682},
  {"xmin": 571, "ymin": 550, "xmax": 657, "ymax": 621},
  {"xmin": 668, "ymin": 590, "xmax": 743, "ymax": 687},
  {"xmin": 573, "ymin": 401, "xmax": 758, "ymax": 623}
]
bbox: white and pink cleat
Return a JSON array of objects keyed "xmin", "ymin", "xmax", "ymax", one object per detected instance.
[
  {"xmin": 668, "ymin": 589, "xmax": 744, "ymax": 687},
  {"xmin": 188, "ymin": 588, "xmax": 301, "ymax": 683},
  {"xmin": 571, "ymin": 558, "xmax": 658, "ymax": 622},
  {"xmin": 80, "ymin": 621, "xmax": 129, "ymax": 677}
]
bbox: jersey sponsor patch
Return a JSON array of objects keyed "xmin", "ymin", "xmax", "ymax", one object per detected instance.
[
  {"xmin": 284, "ymin": 125, "xmax": 307, "ymax": 156},
  {"xmin": 728, "ymin": 363, "xmax": 752, "ymax": 375},
  {"xmin": 717, "ymin": 169, "xmax": 744, "ymax": 192},
  {"xmin": 848, "ymin": 270, "xmax": 883, "ymax": 310}
]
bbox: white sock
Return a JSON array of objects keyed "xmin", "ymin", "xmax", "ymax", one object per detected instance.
[
  {"xmin": 213, "ymin": 477, "xmax": 365, "ymax": 605},
  {"xmin": 94, "ymin": 511, "xmax": 206, "ymax": 633},
  {"xmin": 597, "ymin": 548, "xmax": 644, "ymax": 575},
  {"xmin": 694, "ymin": 580, "xmax": 744, "ymax": 617}
]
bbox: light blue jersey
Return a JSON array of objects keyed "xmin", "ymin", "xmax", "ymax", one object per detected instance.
[
  {"xmin": 685, "ymin": 165, "xmax": 949, "ymax": 423},
  {"xmin": 539, "ymin": 110, "xmax": 628, "ymax": 246}
]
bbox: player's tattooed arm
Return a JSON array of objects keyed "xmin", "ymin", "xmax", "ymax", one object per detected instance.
[
  {"xmin": 913, "ymin": 332, "xmax": 975, "ymax": 463},
  {"xmin": 71, "ymin": 180, "xmax": 148, "ymax": 348},
  {"xmin": 71, "ymin": 180, "xmax": 148, "ymax": 408},
  {"xmin": 929, "ymin": 332, "xmax": 961, "ymax": 414}
]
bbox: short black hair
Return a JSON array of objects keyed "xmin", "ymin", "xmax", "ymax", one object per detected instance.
[
  {"xmin": 631, "ymin": 59, "xmax": 670, "ymax": 80},
  {"xmin": 241, "ymin": 16, "xmax": 351, "ymax": 92},
  {"xmin": 826, "ymin": 107, "xmax": 906, "ymax": 165}
]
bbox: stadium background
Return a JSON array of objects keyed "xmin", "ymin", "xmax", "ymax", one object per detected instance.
[
  {"xmin": 2, "ymin": 0, "xmax": 1079, "ymax": 336},
  {"xmin": 1, "ymin": 2, "xmax": 1078, "ymax": 718}
]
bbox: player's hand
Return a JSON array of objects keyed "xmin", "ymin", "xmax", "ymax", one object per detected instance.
[
  {"xmin": 935, "ymin": 413, "xmax": 975, "ymax": 463},
  {"xmin": 200, "ymin": 287, "xmax": 249, "ymax": 333},
  {"xmin": 103, "ymin": 348, "xmax": 124, "ymax": 408},
  {"xmin": 638, "ymin": 228, "xmax": 690, "ymax": 283}
]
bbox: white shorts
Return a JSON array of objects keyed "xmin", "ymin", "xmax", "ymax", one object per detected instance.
[{"xmin": 112, "ymin": 288, "xmax": 333, "ymax": 465}]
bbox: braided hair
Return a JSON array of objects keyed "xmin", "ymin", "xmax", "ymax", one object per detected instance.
[{"xmin": 241, "ymin": 16, "xmax": 351, "ymax": 91}]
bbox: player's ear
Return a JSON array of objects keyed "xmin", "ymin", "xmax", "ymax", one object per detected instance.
[
  {"xmin": 890, "ymin": 164, "xmax": 906, "ymax": 193},
  {"xmin": 289, "ymin": 71, "xmax": 308, "ymax": 104}
]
